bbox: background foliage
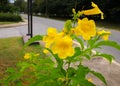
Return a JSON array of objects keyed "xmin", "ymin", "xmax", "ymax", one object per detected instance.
[
  {"xmin": 0, "ymin": 13, "xmax": 22, "ymax": 22},
  {"xmin": 0, "ymin": 0, "xmax": 119, "ymax": 22},
  {"xmin": 32, "ymin": 0, "xmax": 120, "ymax": 22}
]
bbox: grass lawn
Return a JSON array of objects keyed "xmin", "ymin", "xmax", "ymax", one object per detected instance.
[
  {"xmin": 0, "ymin": 37, "xmax": 45, "ymax": 79},
  {"xmin": 0, "ymin": 22, "xmax": 18, "ymax": 25}
]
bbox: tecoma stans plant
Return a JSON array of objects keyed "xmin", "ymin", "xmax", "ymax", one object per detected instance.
[{"xmin": 1, "ymin": 2, "xmax": 120, "ymax": 86}]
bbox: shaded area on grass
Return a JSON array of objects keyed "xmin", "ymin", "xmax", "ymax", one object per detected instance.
[{"xmin": 0, "ymin": 37, "xmax": 46, "ymax": 79}]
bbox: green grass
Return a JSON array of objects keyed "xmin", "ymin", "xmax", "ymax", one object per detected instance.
[
  {"xmin": 0, "ymin": 37, "xmax": 46, "ymax": 79},
  {"xmin": 0, "ymin": 22, "xmax": 18, "ymax": 25},
  {"xmin": 0, "ymin": 37, "xmax": 45, "ymax": 59}
]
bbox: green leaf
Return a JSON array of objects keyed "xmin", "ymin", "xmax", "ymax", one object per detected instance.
[
  {"xmin": 67, "ymin": 67, "xmax": 76, "ymax": 78},
  {"xmin": 64, "ymin": 20, "xmax": 72, "ymax": 32},
  {"xmin": 24, "ymin": 35, "xmax": 43, "ymax": 47},
  {"xmin": 95, "ymin": 53, "xmax": 114, "ymax": 63},
  {"xmin": 5, "ymin": 72, "xmax": 22, "ymax": 84},
  {"xmin": 76, "ymin": 65, "xmax": 90, "ymax": 78},
  {"xmin": 69, "ymin": 47, "xmax": 81, "ymax": 61},
  {"xmin": 93, "ymin": 40, "xmax": 120, "ymax": 50},
  {"xmin": 74, "ymin": 35, "xmax": 84, "ymax": 50},
  {"xmin": 90, "ymin": 70, "xmax": 107, "ymax": 86},
  {"xmin": 17, "ymin": 62, "xmax": 31, "ymax": 72},
  {"xmin": 31, "ymin": 78, "xmax": 60, "ymax": 86},
  {"xmin": 71, "ymin": 77, "xmax": 95, "ymax": 86},
  {"xmin": 84, "ymin": 54, "xmax": 91, "ymax": 60},
  {"xmin": 46, "ymin": 48, "xmax": 63, "ymax": 69},
  {"xmin": 15, "ymin": 80, "xmax": 22, "ymax": 86},
  {"xmin": 87, "ymin": 36, "xmax": 99, "ymax": 48},
  {"xmin": 60, "ymin": 68, "xmax": 66, "ymax": 77},
  {"xmin": 6, "ymin": 67, "xmax": 15, "ymax": 73},
  {"xmin": 79, "ymin": 79, "xmax": 95, "ymax": 86}
]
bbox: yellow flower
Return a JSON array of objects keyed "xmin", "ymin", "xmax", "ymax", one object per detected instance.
[
  {"xmin": 74, "ymin": 18, "xmax": 96, "ymax": 40},
  {"xmin": 87, "ymin": 78, "xmax": 93, "ymax": 83},
  {"xmin": 51, "ymin": 36, "xmax": 75, "ymax": 59},
  {"xmin": 43, "ymin": 49, "xmax": 49, "ymax": 54},
  {"xmin": 24, "ymin": 53, "xmax": 31, "ymax": 59},
  {"xmin": 97, "ymin": 30, "xmax": 111, "ymax": 40},
  {"xmin": 81, "ymin": 2, "xmax": 104, "ymax": 19},
  {"xmin": 43, "ymin": 27, "xmax": 57, "ymax": 48},
  {"xmin": 34, "ymin": 53, "xmax": 40, "ymax": 57}
]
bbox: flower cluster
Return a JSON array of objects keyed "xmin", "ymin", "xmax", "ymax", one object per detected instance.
[
  {"xmin": 43, "ymin": 2, "xmax": 111, "ymax": 59},
  {"xmin": 43, "ymin": 27, "xmax": 74, "ymax": 59}
]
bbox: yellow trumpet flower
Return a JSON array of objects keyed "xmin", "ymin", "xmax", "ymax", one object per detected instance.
[
  {"xmin": 51, "ymin": 35, "xmax": 75, "ymax": 59},
  {"xmin": 81, "ymin": 2, "xmax": 104, "ymax": 19},
  {"xmin": 97, "ymin": 29, "xmax": 111, "ymax": 40},
  {"xmin": 74, "ymin": 18, "xmax": 96, "ymax": 40}
]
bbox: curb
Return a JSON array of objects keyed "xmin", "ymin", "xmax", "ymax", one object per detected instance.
[
  {"xmin": 113, "ymin": 60, "xmax": 120, "ymax": 66},
  {"xmin": 0, "ymin": 20, "xmax": 27, "ymax": 28}
]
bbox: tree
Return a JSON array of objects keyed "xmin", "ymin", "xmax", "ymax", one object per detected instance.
[
  {"xmin": 14, "ymin": 0, "xmax": 27, "ymax": 12},
  {"xmin": 33, "ymin": 0, "xmax": 45, "ymax": 14},
  {"xmin": 32, "ymin": 0, "xmax": 120, "ymax": 22},
  {"xmin": 0, "ymin": 0, "xmax": 10, "ymax": 12}
]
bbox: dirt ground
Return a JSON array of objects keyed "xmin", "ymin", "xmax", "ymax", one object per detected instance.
[{"xmin": 0, "ymin": 58, "xmax": 19, "ymax": 79}]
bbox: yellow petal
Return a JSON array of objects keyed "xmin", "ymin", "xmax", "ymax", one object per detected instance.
[
  {"xmin": 103, "ymin": 35, "xmax": 109, "ymax": 41},
  {"xmin": 82, "ymin": 2, "xmax": 104, "ymax": 19},
  {"xmin": 47, "ymin": 27, "xmax": 57, "ymax": 36},
  {"xmin": 24, "ymin": 53, "xmax": 31, "ymax": 59},
  {"xmin": 51, "ymin": 35, "xmax": 74, "ymax": 59},
  {"xmin": 43, "ymin": 49, "xmax": 49, "ymax": 54},
  {"xmin": 88, "ymin": 78, "xmax": 93, "ymax": 83}
]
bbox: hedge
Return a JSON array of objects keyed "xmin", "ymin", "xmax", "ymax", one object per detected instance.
[{"xmin": 0, "ymin": 13, "xmax": 22, "ymax": 22}]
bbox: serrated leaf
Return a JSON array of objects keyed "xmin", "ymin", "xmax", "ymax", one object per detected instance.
[
  {"xmin": 95, "ymin": 53, "xmax": 114, "ymax": 63},
  {"xmin": 24, "ymin": 35, "xmax": 43, "ymax": 47},
  {"xmin": 90, "ymin": 70, "xmax": 107, "ymax": 86},
  {"xmin": 93, "ymin": 40, "xmax": 120, "ymax": 50}
]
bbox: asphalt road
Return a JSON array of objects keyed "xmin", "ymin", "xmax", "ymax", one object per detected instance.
[
  {"xmin": 15, "ymin": 15, "xmax": 64, "ymax": 36},
  {"xmin": 0, "ymin": 15, "xmax": 120, "ymax": 62}
]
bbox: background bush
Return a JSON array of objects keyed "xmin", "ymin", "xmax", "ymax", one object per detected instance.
[{"xmin": 0, "ymin": 13, "xmax": 22, "ymax": 22}]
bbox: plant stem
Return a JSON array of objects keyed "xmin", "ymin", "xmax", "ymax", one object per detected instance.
[{"xmin": 65, "ymin": 62, "xmax": 70, "ymax": 86}]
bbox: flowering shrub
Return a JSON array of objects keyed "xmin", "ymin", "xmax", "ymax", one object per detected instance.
[{"xmin": 1, "ymin": 2, "xmax": 120, "ymax": 86}]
